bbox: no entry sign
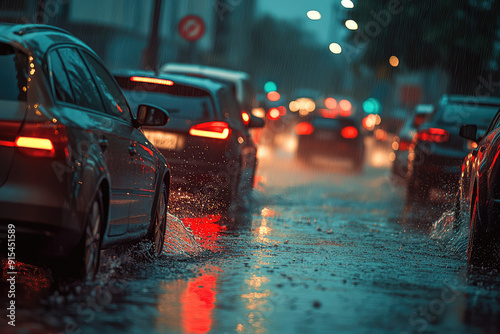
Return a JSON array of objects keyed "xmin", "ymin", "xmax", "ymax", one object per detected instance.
[{"xmin": 178, "ymin": 15, "xmax": 205, "ymax": 42}]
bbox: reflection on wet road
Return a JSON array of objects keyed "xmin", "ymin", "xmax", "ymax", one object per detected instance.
[{"xmin": 3, "ymin": 143, "xmax": 500, "ymax": 334}]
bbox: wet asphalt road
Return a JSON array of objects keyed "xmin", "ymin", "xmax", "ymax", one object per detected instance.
[{"xmin": 3, "ymin": 139, "xmax": 500, "ymax": 334}]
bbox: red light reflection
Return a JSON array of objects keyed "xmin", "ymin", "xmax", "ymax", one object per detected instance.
[
  {"xmin": 181, "ymin": 215, "xmax": 226, "ymax": 251},
  {"xmin": 181, "ymin": 274, "xmax": 217, "ymax": 334}
]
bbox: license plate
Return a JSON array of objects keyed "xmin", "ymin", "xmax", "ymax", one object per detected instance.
[
  {"xmin": 144, "ymin": 131, "xmax": 182, "ymax": 150},
  {"xmin": 315, "ymin": 131, "xmax": 335, "ymax": 140}
]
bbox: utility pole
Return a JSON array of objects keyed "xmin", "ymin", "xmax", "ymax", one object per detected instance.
[{"xmin": 142, "ymin": 0, "xmax": 163, "ymax": 71}]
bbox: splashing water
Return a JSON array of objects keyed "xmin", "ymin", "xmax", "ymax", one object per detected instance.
[
  {"xmin": 163, "ymin": 213, "xmax": 203, "ymax": 257},
  {"xmin": 430, "ymin": 209, "xmax": 469, "ymax": 260}
]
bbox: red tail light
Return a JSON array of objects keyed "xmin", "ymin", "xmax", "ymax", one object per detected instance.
[
  {"xmin": 15, "ymin": 122, "xmax": 68, "ymax": 158},
  {"xmin": 130, "ymin": 76, "xmax": 174, "ymax": 86},
  {"xmin": 295, "ymin": 122, "xmax": 314, "ymax": 135},
  {"xmin": 398, "ymin": 139, "xmax": 411, "ymax": 151},
  {"xmin": 189, "ymin": 121, "xmax": 231, "ymax": 140},
  {"xmin": 241, "ymin": 111, "xmax": 250, "ymax": 126},
  {"xmin": 341, "ymin": 126, "xmax": 358, "ymax": 139},
  {"xmin": 416, "ymin": 128, "xmax": 449, "ymax": 143}
]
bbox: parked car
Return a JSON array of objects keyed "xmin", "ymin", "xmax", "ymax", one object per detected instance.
[
  {"xmin": 114, "ymin": 70, "xmax": 264, "ymax": 211},
  {"xmin": 160, "ymin": 63, "xmax": 257, "ymax": 123},
  {"xmin": 457, "ymin": 108, "xmax": 500, "ymax": 266},
  {"xmin": 295, "ymin": 113, "xmax": 365, "ymax": 172},
  {"xmin": 391, "ymin": 104, "xmax": 435, "ymax": 181},
  {"xmin": 0, "ymin": 24, "xmax": 170, "ymax": 280},
  {"xmin": 407, "ymin": 95, "xmax": 500, "ymax": 202}
]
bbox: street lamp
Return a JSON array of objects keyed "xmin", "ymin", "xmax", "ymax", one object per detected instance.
[
  {"xmin": 329, "ymin": 43, "xmax": 342, "ymax": 54},
  {"xmin": 345, "ymin": 19, "xmax": 358, "ymax": 30},
  {"xmin": 341, "ymin": 0, "xmax": 354, "ymax": 9},
  {"xmin": 307, "ymin": 10, "xmax": 321, "ymax": 20}
]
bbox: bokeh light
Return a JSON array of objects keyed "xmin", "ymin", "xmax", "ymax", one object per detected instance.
[
  {"xmin": 329, "ymin": 43, "xmax": 342, "ymax": 54},
  {"xmin": 307, "ymin": 10, "xmax": 321, "ymax": 20}
]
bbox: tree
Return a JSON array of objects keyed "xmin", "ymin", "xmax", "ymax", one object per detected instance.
[{"xmin": 347, "ymin": 0, "xmax": 500, "ymax": 94}]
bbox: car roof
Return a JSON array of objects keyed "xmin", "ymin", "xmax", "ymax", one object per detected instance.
[
  {"xmin": 440, "ymin": 95, "xmax": 500, "ymax": 106},
  {"xmin": 0, "ymin": 23, "xmax": 95, "ymax": 59},
  {"xmin": 160, "ymin": 63, "xmax": 250, "ymax": 81},
  {"xmin": 113, "ymin": 69, "xmax": 229, "ymax": 97}
]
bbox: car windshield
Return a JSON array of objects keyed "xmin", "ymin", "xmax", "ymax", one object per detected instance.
[
  {"xmin": 0, "ymin": 42, "xmax": 28, "ymax": 102},
  {"xmin": 115, "ymin": 78, "xmax": 214, "ymax": 120},
  {"xmin": 435, "ymin": 103, "xmax": 499, "ymax": 128}
]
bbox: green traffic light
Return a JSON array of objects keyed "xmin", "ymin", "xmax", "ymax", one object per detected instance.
[
  {"xmin": 264, "ymin": 81, "xmax": 277, "ymax": 93},
  {"xmin": 363, "ymin": 98, "xmax": 381, "ymax": 114}
]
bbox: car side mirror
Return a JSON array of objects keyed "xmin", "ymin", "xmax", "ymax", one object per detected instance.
[
  {"xmin": 248, "ymin": 115, "xmax": 265, "ymax": 128},
  {"xmin": 136, "ymin": 104, "xmax": 169, "ymax": 126},
  {"xmin": 459, "ymin": 124, "xmax": 478, "ymax": 142}
]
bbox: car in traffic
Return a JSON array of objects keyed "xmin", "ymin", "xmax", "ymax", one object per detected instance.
[
  {"xmin": 0, "ymin": 24, "xmax": 171, "ymax": 280},
  {"xmin": 114, "ymin": 70, "xmax": 264, "ymax": 212},
  {"xmin": 295, "ymin": 111, "xmax": 365, "ymax": 172},
  {"xmin": 160, "ymin": 63, "xmax": 257, "ymax": 124},
  {"xmin": 407, "ymin": 95, "xmax": 500, "ymax": 203},
  {"xmin": 391, "ymin": 104, "xmax": 434, "ymax": 182},
  {"xmin": 457, "ymin": 108, "xmax": 500, "ymax": 266}
]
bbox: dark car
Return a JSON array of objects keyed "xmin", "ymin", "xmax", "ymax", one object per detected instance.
[
  {"xmin": 0, "ymin": 24, "xmax": 170, "ymax": 280},
  {"xmin": 457, "ymin": 109, "xmax": 500, "ymax": 266},
  {"xmin": 391, "ymin": 104, "xmax": 434, "ymax": 182},
  {"xmin": 114, "ymin": 71, "xmax": 264, "ymax": 211},
  {"xmin": 295, "ymin": 113, "xmax": 365, "ymax": 172},
  {"xmin": 407, "ymin": 95, "xmax": 500, "ymax": 202}
]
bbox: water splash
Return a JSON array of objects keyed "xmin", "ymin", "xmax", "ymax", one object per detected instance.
[
  {"xmin": 163, "ymin": 213, "xmax": 203, "ymax": 257},
  {"xmin": 430, "ymin": 209, "xmax": 469, "ymax": 260}
]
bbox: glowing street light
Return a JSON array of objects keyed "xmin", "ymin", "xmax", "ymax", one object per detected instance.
[
  {"xmin": 329, "ymin": 43, "xmax": 342, "ymax": 54},
  {"xmin": 307, "ymin": 10, "xmax": 321, "ymax": 20},
  {"xmin": 389, "ymin": 56, "xmax": 399, "ymax": 67},
  {"xmin": 345, "ymin": 19, "xmax": 358, "ymax": 30},
  {"xmin": 341, "ymin": 0, "xmax": 354, "ymax": 9}
]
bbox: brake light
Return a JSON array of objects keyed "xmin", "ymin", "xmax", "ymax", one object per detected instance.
[
  {"xmin": 416, "ymin": 128, "xmax": 449, "ymax": 143},
  {"xmin": 130, "ymin": 76, "xmax": 174, "ymax": 86},
  {"xmin": 15, "ymin": 122, "xmax": 68, "ymax": 158},
  {"xmin": 241, "ymin": 111, "xmax": 250, "ymax": 126},
  {"xmin": 189, "ymin": 121, "xmax": 231, "ymax": 140},
  {"xmin": 295, "ymin": 122, "xmax": 314, "ymax": 135},
  {"xmin": 398, "ymin": 139, "xmax": 411, "ymax": 151},
  {"xmin": 341, "ymin": 126, "xmax": 358, "ymax": 139}
]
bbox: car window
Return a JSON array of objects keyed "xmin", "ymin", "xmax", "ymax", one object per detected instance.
[
  {"xmin": 218, "ymin": 88, "xmax": 243, "ymax": 125},
  {"xmin": 0, "ymin": 42, "xmax": 28, "ymax": 102},
  {"xmin": 115, "ymin": 76, "xmax": 215, "ymax": 120},
  {"xmin": 48, "ymin": 50, "xmax": 75, "ymax": 104},
  {"xmin": 436, "ymin": 103, "xmax": 498, "ymax": 128},
  {"xmin": 56, "ymin": 48, "xmax": 105, "ymax": 112},
  {"xmin": 82, "ymin": 52, "xmax": 131, "ymax": 122}
]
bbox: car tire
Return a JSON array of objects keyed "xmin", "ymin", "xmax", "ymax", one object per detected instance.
[
  {"xmin": 147, "ymin": 181, "xmax": 167, "ymax": 257},
  {"xmin": 467, "ymin": 194, "xmax": 495, "ymax": 267},
  {"xmin": 53, "ymin": 189, "xmax": 104, "ymax": 281}
]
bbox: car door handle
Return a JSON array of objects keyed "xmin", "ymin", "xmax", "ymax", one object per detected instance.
[
  {"xmin": 98, "ymin": 137, "xmax": 108, "ymax": 150},
  {"xmin": 128, "ymin": 143, "xmax": 137, "ymax": 155}
]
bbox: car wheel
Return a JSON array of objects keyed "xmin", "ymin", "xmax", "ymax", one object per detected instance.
[
  {"xmin": 467, "ymin": 194, "xmax": 495, "ymax": 267},
  {"xmin": 54, "ymin": 189, "xmax": 103, "ymax": 281},
  {"xmin": 148, "ymin": 182, "xmax": 167, "ymax": 257}
]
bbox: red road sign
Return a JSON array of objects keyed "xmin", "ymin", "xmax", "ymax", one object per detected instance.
[{"xmin": 178, "ymin": 15, "xmax": 205, "ymax": 42}]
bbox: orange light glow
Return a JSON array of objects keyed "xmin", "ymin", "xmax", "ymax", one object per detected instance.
[
  {"xmin": 324, "ymin": 97, "xmax": 337, "ymax": 110},
  {"xmin": 189, "ymin": 122, "xmax": 231, "ymax": 140},
  {"xmin": 15, "ymin": 137, "xmax": 54, "ymax": 151},
  {"xmin": 375, "ymin": 129, "xmax": 387, "ymax": 141},
  {"xmin": 267, "ymin": 108, "xmax": 280, "ymax": 120},
  {"xmin": 320, "ymin": 108, "xmax": 338, "ymax": 118},
  {"xmin": 130, "ymin": 76, "xmax": 174, "ymax": 86},
  {"xmin": 267, "ymin": 91, "xmax": 281, "ymax": 102},
  {"xmin": 472, "ymin": 142, "xmax": 478, "ymax": 149},
  {"xmin": 339, "ymin": 99, "xmax": 352, "ymax": 117},
  {"xmin": 341, "ymin": 126, "xmax": 358, "ymax": 139},
  {"xmin": 241, "ymin": 111, "xmax": 250, "ymax": 125},
  {"xmin": 295, "ymin": 122, "xmax": 314, "ymax": 135}
]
